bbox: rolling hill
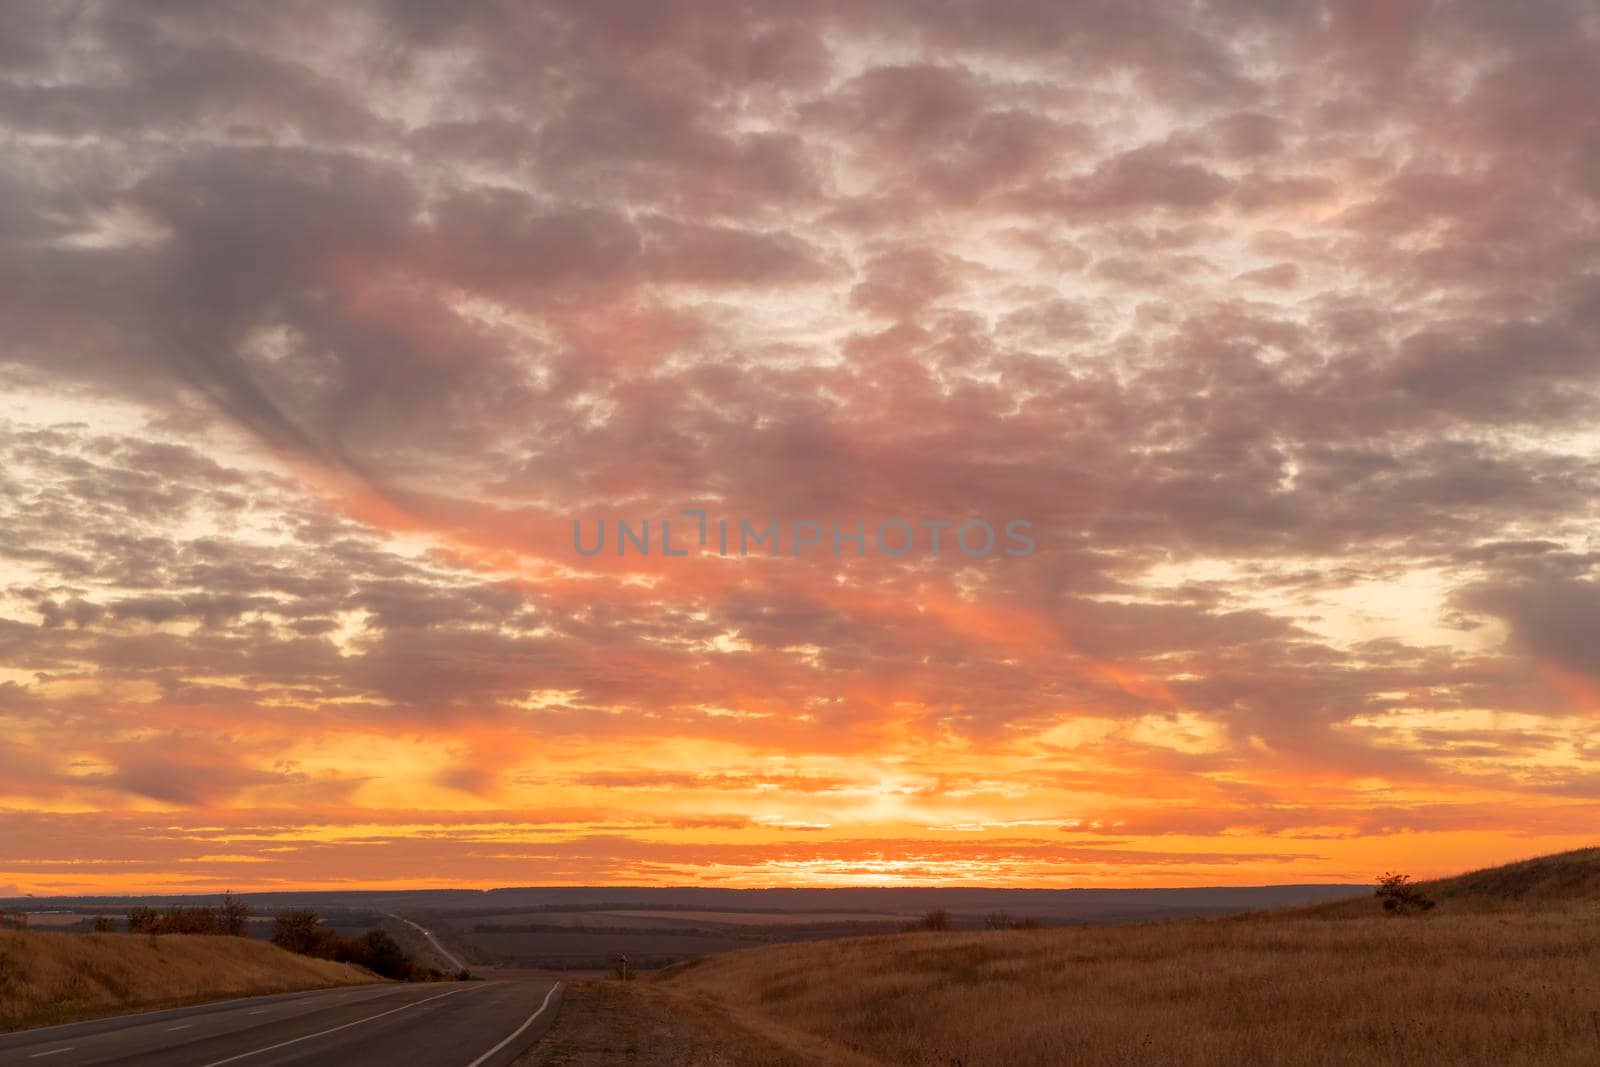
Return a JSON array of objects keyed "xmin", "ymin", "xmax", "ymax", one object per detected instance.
[
  {"xmin": 1309, "ymin": 845, "xmax": 1600, "ymax": 917},
  {"xmin": 611, "ymin": 848, "xmax": 1600, "ymax": 1067},
  {"xmin": 0, "ymin": 928, "xmax": 378, "ymax": 1032}
]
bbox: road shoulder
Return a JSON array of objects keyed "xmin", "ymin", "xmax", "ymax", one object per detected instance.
[{"xmin": 514, "ymin": 979, "xmax": 871, "ymax": 1067}]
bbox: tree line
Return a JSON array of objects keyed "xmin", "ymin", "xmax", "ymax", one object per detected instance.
[
  {"xmin": 112, "ymin": 893, "xmax": 469, "ymax": 981},
  {"xmin": 268, "ymin": 909, "xmax": 469, "ymax": 981}
]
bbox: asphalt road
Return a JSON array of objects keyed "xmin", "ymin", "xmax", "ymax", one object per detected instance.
[
  {"xmin": 0, "ymin": 979, "xmax": 561, "ymax": 1067},
  {"xmin": 384, "ymin": 913, "xmax": 469, "ymax": 972}
]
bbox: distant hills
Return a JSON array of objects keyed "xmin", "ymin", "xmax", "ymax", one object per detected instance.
[{"xmin": 0, "ymin": 882, "xmax": 1363, "ymax": 922}]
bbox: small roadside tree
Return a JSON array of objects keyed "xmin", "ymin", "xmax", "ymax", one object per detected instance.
[
  {"xmin": 219, "ymin": 892, "xmax": 250, "ymax": 936},
  {"xmin": 271, "ymin": 910, "xmax": 336, "ymax": 956},
  {"xmin": 344, "ymin": 930, "xmax": 414, "ymax": 980}
]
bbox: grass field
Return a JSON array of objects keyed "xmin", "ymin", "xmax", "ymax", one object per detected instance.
[
  {"xmin": 0, "ymin": 929, "xmax": 378, "ymax": 1032},
  {"xmin": 627, "ymin": 849, "xmax": 1600, "ymax": 1066}
]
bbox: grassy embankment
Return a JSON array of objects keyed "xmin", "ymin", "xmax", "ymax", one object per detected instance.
[
  {"xmin": 0, "ymin": 929, "xmax": 378, "ymax": 1033},
  {"xmin": 526, "ymin": 848, "xmax": 1600, "ymax": 1066}
]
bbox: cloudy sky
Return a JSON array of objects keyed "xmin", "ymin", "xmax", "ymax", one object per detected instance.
[{"xmin": 2, "ymin": 1, "xmax": 1598, "ymax": 895}]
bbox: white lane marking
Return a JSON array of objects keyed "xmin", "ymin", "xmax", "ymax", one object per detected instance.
[
  {"xmin": 168, "ymin": 1024, "xmax": 194, "ymax": 1031},
  {"xmin": 464, "ymin": 982, "xmax": 562, "ymax": 1067},
  {"xmin": 246, "ymin": 1009, "xmax": 267, "ymax": 1015},
  {"xmin": 199, "ymin": 987, "xmax": 466, "ymax": 1067},
  {"xmin": 28, "ymin": 1049, "xmax": 73, "ymax": 1059},
  {"xmin": 0, "ymin": 986, "xmax": 378, "ymax": 1044}
]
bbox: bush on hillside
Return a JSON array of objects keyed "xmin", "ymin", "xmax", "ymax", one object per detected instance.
[
  {"xmin": 270, "ymin": 910, "xmax": 338, "ymax": 956},
  {"xmin": 1376, "ymin": 872, "xmax": 1437, "ymax": 915},
  {"xmin": 270, "ymin": 910, "xmax": 435, "ymax": 980},
  {"xmin": 126, "ymin": 896, "xmax": 251, "ymax": 936},
  {"xmin": 906, "ymin": 909, "xmax": 952, "ymax": 932},
  {"xmin": 219, "ymin": 892, "xmax": 250, "ymax": 936}
]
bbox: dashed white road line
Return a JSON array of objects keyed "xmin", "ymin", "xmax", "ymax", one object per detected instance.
[
  {"xmin": 28, "ymin": 1049, "xmax": 73, "ymax": 1059},
  {"xmin": 167, "ymin": 1024, "xmax": 193, "ymax": 1031},
  {"xmin": 199, "ymin": 987, "xmax": 467, "ymax": 1067},
  {"xmin": 464, "ymin": 982, "xmax": 562, "ymax": 1067}
]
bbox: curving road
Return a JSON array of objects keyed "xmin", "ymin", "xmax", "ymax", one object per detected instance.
[
  {"xmin": 0, "ymin": 979, "xmax": 560, "ymax": 1067},
  {"xmin": 383, "ymin": 913, "xmax": 468, "ymax": 973}
]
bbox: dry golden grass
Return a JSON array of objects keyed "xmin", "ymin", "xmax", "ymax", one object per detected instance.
[
  {"xmin": 1311, "ymin": 847, "xmax": 1600, "ymax": 918},
  {"xmin": 517, "ymin": 978, "xmax": 884, "ymax": 1067},
  {"xmin": 659, "ymin": 900, "xmax": 1600, "ymax": 1065},
  {"xmin": 0, "ymin": 929, "xmax": 379, "ymax": 1032}
]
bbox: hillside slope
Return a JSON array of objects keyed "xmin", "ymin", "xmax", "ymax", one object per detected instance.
[
  {"xmin": 0, "ymin": 929, "xmax": 378, "ymax": 1032},
  {"xmin": 650, "ymin": 847, "xmax": 1600, "ymax": 1067},
  {"xmin": 1426, "ymin": 846, "xmax": 1600, "ymax": 903},
  {"xmin": 1308, "ymin": 846, "xmax": 1600, "ymax": 918}
]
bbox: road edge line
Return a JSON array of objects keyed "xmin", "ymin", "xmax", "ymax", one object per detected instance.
[{"xmin": 464, "ymin": 982, "xmax": 563, "ymax": 1067}]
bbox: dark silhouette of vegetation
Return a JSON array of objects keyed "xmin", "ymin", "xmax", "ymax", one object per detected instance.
[
  {"xmin": 1375, "ymin": 872, "xmax": 1436, "ymax": 915},
  {"xmin": 219, "ymin": 891, "xmax": 250, "ymax": 936},
  {"xmin": 162, "ymin": 907, "xmax": 223, "ymax": 934},
  {"xmin": 270, "ymin": 909, "xmax": 337, "ymax": 956},
  {"xmin": 92, "ymin": 915, "xmax": 116, "ymax": 932},
  {"xmin": 906, "ymin": 909, "xmax": 952, "ymax": 932},
  {"xmin": 983, "ymin": 912, "xmax": 1042, "ymax": 930},
  {"xmin": 125, "ymin": 896, "xmax": 250, "ymax": 936},
  {"xmin": 269, "ymin": 910, "xmax": 447, "ymax": 981}
]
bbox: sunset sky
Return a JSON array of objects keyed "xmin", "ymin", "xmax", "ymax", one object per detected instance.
[{"xmin": 2, "ymin": 1, "xmax": 1598, "ymax": 896}]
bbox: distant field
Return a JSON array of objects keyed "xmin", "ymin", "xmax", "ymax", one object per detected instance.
[
  {"xmin": 471, "ymin": 911, "xmax": 696, "ymax": 929},
  {"xmin": 10, "ymin": 913, "xmax": 86, "ymax": 928},
  {"xmin": 461, "ymin": 929, "xmax": 749, "ymax": 968},
  {"xmin": 456, "ymin": 909, "xmax": 911, "ymax": 969},
  {"xmin": 603, "ymin": 910, "xmax": 903, "ymax": 926},
  {"xmin": 472, "ymin": 909, "xmax": 902, "ymax": 929}
]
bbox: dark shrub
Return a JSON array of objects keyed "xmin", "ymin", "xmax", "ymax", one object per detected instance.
[
  {"xmin": 271, "ymin": 910, "xmax": 337, "ymax": 956},
  {"xmin": 271, "ymin": 911, "xmax": 430, "ymax": 980},
  {"xmin": 349, "ymin": 930, "xmax": 415, "ymax": 980},
  {"xmin": 219, "ymin": 892, "xmax": 250, "ymax": 936},
  {"xmin": 157, "ymin": 906, "xmax": 220, "ymax": 934},
  {"xmin": 1376, "ymin": 872, "xmax": 1437, "ymax": 915}
]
